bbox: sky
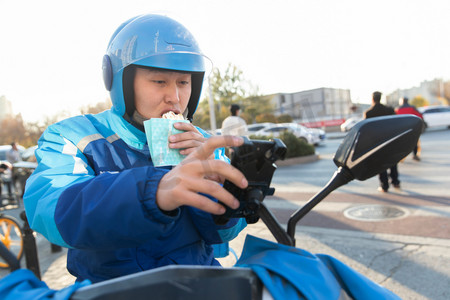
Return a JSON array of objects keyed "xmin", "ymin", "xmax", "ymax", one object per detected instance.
[{"xmin": 1, "ymin": 0, "xmax": 450, "ymax": 123}]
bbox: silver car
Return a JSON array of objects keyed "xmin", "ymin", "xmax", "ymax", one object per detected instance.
[
  {"xmin": 254, "ymin": 123, "xmax": 325, "ymax": 145},
  {"xmin": 340, "ymin": 117, "xmax": 362, "ymax": 132},
  {"xmin": 245, "ymin": 123, "xmax": 275, "ymax": 136},
  {"xmin": 418, "ymin": 106, "xmax": 450, "ymax": 129}
]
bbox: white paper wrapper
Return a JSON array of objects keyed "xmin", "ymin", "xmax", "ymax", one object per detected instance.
[{"xmin": 144, "ymin": 118, "xmax": 189, "ymax": 166}]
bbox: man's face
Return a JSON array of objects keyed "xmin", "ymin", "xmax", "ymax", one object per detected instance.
[{"xmin": 133, "ymin": 68, "xmax": 192, "ymax": 119}]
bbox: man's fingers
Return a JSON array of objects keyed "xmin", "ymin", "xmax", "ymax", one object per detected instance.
[
  {"xmin": 186, "ymin": 179, "xmax": 240, "ymax": 211},
  {"xmin": 181, "ymin": 191, "xmax": 229, "ymax": 215},
  {"xmin": 157, "ymin": 135, "xmax": 248, "ymax": 215},
  {"xmin": 173, "ymin": 121, "xmax": 195, "ymax": 131},
  {"xmin": 185, "ymin": 159, "xmax": 248, "ymax": 189},
  {"xmin": 178, "ymin": 147, "xmax": 199, "ymax": 156},
  {"xmin": 204, "ymin": 173, "xmax": 224, "ymax": 184},
  {"xmin": 169, "ymin": 139, "xmax": 203, "ymax": 151},
  {"xmin": 169, "ymin": 130, "xmax": 205, "ymax": 144},
  {"xmin": 187, "ymin": 136, "xmax": 244, "ymax": 161}
]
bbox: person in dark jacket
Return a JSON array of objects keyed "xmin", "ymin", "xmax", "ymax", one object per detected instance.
[
  {"xmin": 395, "ymin": 97, "xmax": 423, "ymax": 161},
  {"xmin": 364, "ymin": 91, "xmax": 400, "ymax": 192}
]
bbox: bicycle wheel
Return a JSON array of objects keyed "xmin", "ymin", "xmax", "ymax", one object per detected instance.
[{"xmin": 0, "ymin": 215, "xmax": 24, "ymax": 268}]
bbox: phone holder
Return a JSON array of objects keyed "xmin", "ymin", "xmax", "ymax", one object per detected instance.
[{"xmin": 214, "ymin": 137, "xmax": 287, "ymax": 225}]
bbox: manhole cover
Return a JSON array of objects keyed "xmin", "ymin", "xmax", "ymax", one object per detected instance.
[{"xmin": 344, "ymin": 205, "xmax": 408, "ymax": 221}]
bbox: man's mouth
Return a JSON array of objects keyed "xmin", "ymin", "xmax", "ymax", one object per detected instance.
[{"xmin": 160, "ymin": 109, "xmax": 181, "ymax": 117}]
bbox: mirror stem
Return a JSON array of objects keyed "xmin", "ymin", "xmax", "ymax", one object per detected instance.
[
  {"xmin": 287, "ymin": 167, "xmax": 354, "ymax": 245},
  {"xmin": 259, "ymin": 203, "xmax": 295, "ymax": 246}
]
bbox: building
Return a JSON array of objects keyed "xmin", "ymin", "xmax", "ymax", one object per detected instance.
[
  {"xmin": 270, "ymin": 87, "xmax": 353, "ymax": 126},
  {"xmin": 386, "ymin": 78, "xmax": 445, "ymax": 107},
  {"xmin": 0, "ymin": 95, "xmax": 13, "ymax": 121}
]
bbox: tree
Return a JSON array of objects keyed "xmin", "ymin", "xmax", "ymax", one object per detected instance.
[
  {"xmin": 255, "ymin": 113, "xmax": 277, "ymax": 123},
  {"xmin": 210, "ymin": 64, "xmax": 251, "ymax": 108},
  {"xmin": 276, "ymin": 114, "xmax": 293, "ymax": 123},
  {"xmin": 241, "ymin": 95, "xmax": 275, "ymax": 124},
  {"xmin": 0, "ymin": 98, "xmax": 114, "ymax": 148},
  {"xmin": 80, "ymin": 98, "xmax": 112, "ymax": 114},
  {"xmin": 193, "ymin": 63, "xmax": 274, "ymax": 129},
  {"xmin": 23, "ymin": 121, "xmax": 47, "ymax": 147},
  {"xmin": 411, "ymin": 95, "xmax": 429, "ymax": 108},
  {"xmin": 0, "ymin": 115, "xmax": 26, "ymax": 145}
]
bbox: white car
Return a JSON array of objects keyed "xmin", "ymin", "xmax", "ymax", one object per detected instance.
[
  {"xmin": 245, "ymin": 123, "xmax": 275, "ymax": 136},
  {"xmin": 20, "ymin": 145, "xmax": 38, "ymax": 162},
  {"xmin": 418, "ymin": 106, "xmax": 450, "ymax": 129},
  {"xmin": 340, "ymin": 117, "xmax": 362, "ymax": 132},
  {"xmin": 254, "ymin": 123, "xmax": 324, "ymax": 145}
]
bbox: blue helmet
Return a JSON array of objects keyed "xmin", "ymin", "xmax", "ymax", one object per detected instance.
[{"xmin": 102, "ymin": 14, "xmax": 207, "ymax": 121}]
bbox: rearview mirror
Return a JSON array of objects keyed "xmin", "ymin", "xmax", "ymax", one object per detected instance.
[
  {"xmin": 333, "ymin": 115, "xmax": 423, "ymax": 180},
  {"xmin": 286, "ymin": 115, "xmax": 424, "ymax": 244}
]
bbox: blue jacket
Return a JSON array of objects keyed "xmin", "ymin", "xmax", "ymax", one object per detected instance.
[{"xmin": 23, "ymin": 109, "xmax": 246, "ymax": 283}]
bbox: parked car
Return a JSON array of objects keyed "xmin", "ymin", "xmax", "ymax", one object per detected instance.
[
  {"xmin": 254, "ymin": 123, "xmax": 324, "ymax": 145},
  {"xmin": 20, "ymin": 145, "xmax": 38, "ymax": 162},
  {"xmin": 418, "ymin": 105, "xmax": 450, "ymax": 129},
  {"xmin": 340, "ymin": 117, "xmax": 362, "ymax": 132},
  {"xmin": 245, "ymin": 123, "xmax": 275, "ymax": 136}
]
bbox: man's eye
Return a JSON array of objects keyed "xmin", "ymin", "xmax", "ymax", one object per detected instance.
[
  {"xmin": 152, "ymin": 80, "xmax": 165, "ymax": 84},
  {"xmin": 179, "ymin": 81, "xmax": 190, "ymax": 85}
]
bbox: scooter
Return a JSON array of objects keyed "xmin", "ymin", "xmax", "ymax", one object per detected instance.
[{"xmin": 0, "ymin": 115, "xmax": 423, "ymax": 300}]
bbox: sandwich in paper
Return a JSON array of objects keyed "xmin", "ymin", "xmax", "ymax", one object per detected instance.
[{"xmin": 162, "ymin": 111, "xmax": 184, "ymax": 120}]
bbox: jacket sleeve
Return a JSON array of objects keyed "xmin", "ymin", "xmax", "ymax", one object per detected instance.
[
  {"xmin": 23, "ymin": 124, "xmax": 178, "ymax": 250},
  {"xmin": 188, "ymin": 205, "xmax": 247, "ymax": 245}
]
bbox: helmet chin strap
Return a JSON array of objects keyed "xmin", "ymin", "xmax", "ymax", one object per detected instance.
[
  {"xmin": 131, "ymin": 110, "xmax": 147, "ymax": 126},
  {"xmin": 121, "ymin": 110, "xmax": 146, "ymax": 132},
  {"xmin": 182, "ymin": 108, "xmax": 189, "ymax": 120}
]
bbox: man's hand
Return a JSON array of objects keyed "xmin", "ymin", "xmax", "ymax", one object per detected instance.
[
  {"xmin": 168, "ymin": 122, "xmax": 207, "ymax": 156},
  {"xmin": 156, "ymin": 136, "xmax": 248, "ymax": 215}
]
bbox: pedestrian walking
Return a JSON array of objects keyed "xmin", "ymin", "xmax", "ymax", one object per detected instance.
[
  {"xmin": 364, "ymin": 91, "xmax": 400, "ymax": 192},
  {"xmin": 221, "ymin": 104, "xmax": 247, "ymax": 136},
  {"xmin": 395, "ymin": 97, "xmax": 424, "ymax": 161},
  {"xmin": 6, "ymin": 142, "xmax": 21, "ymax": 196},
  {"xmin": 6, "ymin": 142, "xmax": 21, "ymax": 164}
]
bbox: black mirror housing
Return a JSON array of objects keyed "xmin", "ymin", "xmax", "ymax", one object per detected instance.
[{"xmin": 333, "ymin": 115, "xmax": 423, "ymax": 180}]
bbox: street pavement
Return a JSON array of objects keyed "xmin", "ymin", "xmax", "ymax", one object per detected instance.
[{"xmin": 0, "ymin": 127, "xmax": 449, "ymax": 299}]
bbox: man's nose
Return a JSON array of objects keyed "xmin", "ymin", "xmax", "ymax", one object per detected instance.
[{"xmin": 164, "ymin": 82, "xmax": 180, "ymax": 103}]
